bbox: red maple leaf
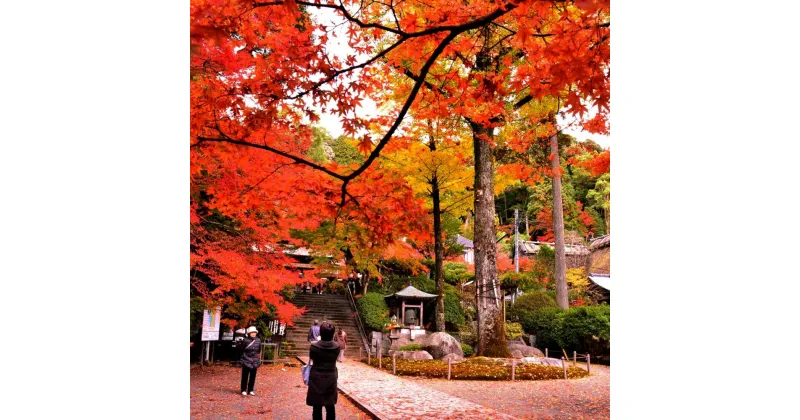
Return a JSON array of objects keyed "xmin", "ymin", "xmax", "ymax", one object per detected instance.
[{"xmin": 357, "ymin": 135, "xmax": 373, "ymax": 156}]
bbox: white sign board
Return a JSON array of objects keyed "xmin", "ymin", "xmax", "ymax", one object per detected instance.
[
  {"xmin": 221, "ymin": 331, "xmax": 234, "ymax": 341},
  {"xmin": 201, "ymin": 307, "xmax": 221, "ymax": 341}
]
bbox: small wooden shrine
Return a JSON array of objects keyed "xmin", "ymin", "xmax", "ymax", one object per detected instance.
[{"xmin": 384, "ymin": 285, "xmax": 438, "ymax": 328}]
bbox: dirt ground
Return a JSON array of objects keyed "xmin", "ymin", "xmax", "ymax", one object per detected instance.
[
  {"xmin": 407, "ymin": 363, "xmax": 610, "ymax": 419},
  {"xmin": 190, "ymin": 363, "xmax": 371, "ymax": 419},
  {"xmin": 191, "ymin": 361, "xmax": 608, "ymax": 419}
]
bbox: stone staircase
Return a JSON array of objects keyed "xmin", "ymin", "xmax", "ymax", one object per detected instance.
[{"xmin": 284, "ymin": 293, "xmax": 364, "ymax": 360}]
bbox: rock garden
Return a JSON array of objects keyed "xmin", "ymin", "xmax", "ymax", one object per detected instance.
[{"xmin": 361, "ymin": 331, "xmax": 589, "ymax": 381}]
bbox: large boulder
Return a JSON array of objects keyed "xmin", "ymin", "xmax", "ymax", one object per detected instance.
[
  {"xmin": 423, "ymin": 332, "xmax": 463, "ymax": 359},
  {"xmin": 391, "ymin": 336, "xmax": 412, "ymax": 350},
  {"xmin": 395, "ymin": 350, "xmax": 433, "ymax": 360},
  {"xmin": 510, "ymin": 350, "xmax": 524, "ymax": 359},
  {"xmin": 508, "ymin": 343, "xmax": 544, "ymax": 357},
  {"xmin": 441, "ymin": 353, "xmax": 465, "ymax": 363},
  {"xmin": 540, "ymin": 357, "xmax": 563, "ymax": 367}
]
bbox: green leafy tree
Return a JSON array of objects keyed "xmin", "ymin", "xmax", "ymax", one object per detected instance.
[
  {"xmin": 587, "ymin": 173, "xmax": 611, "ymax": 234},
  {"xmin": 306, "ymin": 126, "xmax": 332, "ymax": 163},
  {"xmin": 356, "ymin": 292, "xmax": 391, "ymax": 331},
  {"xmin": 328, "ymin": 136, "xmax": 363, "ymax": 166}
]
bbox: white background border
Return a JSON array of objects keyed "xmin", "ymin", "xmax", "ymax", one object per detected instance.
[{"xmin": 2, "ymin": 1, "xmax": 799, "ymax": 418}]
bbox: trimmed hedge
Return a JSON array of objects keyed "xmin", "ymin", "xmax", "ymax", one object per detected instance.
[
  {"xmin": 509, "ymin": 292, "xmax": 560, "ymax": 349},
  {"xmin": 443, "ymin": 262, "xmax": 474, "ymax": 285},
  {"xmin": 518, "ymin": 306, "xmax": 563, "ymax": 350},
  {"xmin": 557, "ymin": 305, "xmax": 610, "ymax": 354},
  {"xmin": 510, "ymin": 291, "xmax": 558, "ymax": 316},
  {"xmin": 398, "ymin": 343, "xmax": 424, "ymax": 351},
  {"xmin": 512, "ymin": 303, "xmax": 610, "ymax": 356},
  {"xmin": 356, "ymin": 292, "xmax": 390, "ymax": 331},
  {"xmin": 360, "ymin": 358, "xmax": 588, "ymax": 380}
]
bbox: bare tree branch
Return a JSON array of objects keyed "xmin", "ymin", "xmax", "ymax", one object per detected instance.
[{"xmin": 196, "ymin": 136, "xmax": 347, "ymax": 181}]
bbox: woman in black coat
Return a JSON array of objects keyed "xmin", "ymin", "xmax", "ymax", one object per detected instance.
[
  {"xmin": 238, "ymin": 326, "xmax": 262, "ymax": 396},
  {"xmin": 307, "ymin": 321, "xmax": 340, "ymax": 420}
]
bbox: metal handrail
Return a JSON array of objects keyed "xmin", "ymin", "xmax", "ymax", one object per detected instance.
[{"xmin": 345, "ymin": 285, "xmax": 371, "ymax": 355}]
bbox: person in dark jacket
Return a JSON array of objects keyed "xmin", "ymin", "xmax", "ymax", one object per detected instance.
[
  {"xmin": 306, "ymin": 321, "xmax": 340, "ymax": 420},
  {"xmin": 238, "ymin": 326, "xmax": 261, "ymax": 396}
]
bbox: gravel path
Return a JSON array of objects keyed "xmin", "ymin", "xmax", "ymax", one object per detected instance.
[
  {"xmin": 407, "ymin": 363, "xmax": 610, "ymax": 420},
  {"xmin": 190, "ymin": 364, "xmax": 371, "ymax": 419}
]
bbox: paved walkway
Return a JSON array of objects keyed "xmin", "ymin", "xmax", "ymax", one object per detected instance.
[{"xmin": 300, "ymin": 357, "xmax": 519, "ymax": 420}]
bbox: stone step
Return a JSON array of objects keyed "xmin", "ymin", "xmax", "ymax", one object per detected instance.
[
  {"xmin": 288, "ymin": 319, "xmax": 359, "ymax": 325},
  {"xmin": 292, "ymin": 312, "xmax": 354, "ymax": 316},
  {"xmin": 287, "ymin": 329, "xmax": 358, "ymax": 335},
  {"xmin": 283, "ymin": 293, "xmax": 366, "ymax": 359},
  {"xmin": 288, "ymin": 319, "xmax": 360, "ymax": 325},
  {"xmin": 287, "ymin": 330, "xmax": 360, "ymax": 336},
  {"xmin": 289, "ymin": 322, "xmax": 359, "ymax": 327}
]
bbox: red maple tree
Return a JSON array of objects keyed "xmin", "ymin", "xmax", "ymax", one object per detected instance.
[{"xmin": 189, "ymin": 0, "xmax": 610, "ymax": 341}]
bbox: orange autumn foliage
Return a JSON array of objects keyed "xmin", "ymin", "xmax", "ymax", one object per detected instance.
[{"xmin": 190, "ymin": 0, "xmax": 609, "ymax": 326}]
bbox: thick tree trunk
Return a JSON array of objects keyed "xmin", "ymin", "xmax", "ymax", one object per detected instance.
[
  {"xmin": 432, "ymin": 173, "xmax": 446, "ymax": 332},
  {"xmin": 471, "ymin": 121, "xmax": 509, "ymax": 357},
  {"xmin": 361, "ymin": 271, "xmax": 370, "ymax": 296},
  {"xmin": 550, "ymin": 134, "xmax": 569, "ymax": 309}
]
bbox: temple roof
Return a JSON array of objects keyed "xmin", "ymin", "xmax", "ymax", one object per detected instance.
[
  {"xmin": 519, "ymin": 241, "xmax": 590, "ymax": 256},
  {"xmin": 589, "ymin": 273, "xmax": 610, "ymax": 291},
  {"xmin": 456, "ymin": 234, "xmax": 474, "ymax": 249},
  {"xmin": 384, "ymin": 285, "xmax": 438, "ymax": 299}
]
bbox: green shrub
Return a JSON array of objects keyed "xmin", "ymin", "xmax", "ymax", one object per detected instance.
[
  {"xmin": 461, "ymin": 343, "xmax": 474, "ymax": 357},
  {"xmin": 505, "ymin": 322, "xmax": 524, "ymax": 340},
  {"xmin": 510, "ymin": 291, "xmax": 558, "ymax": 316},
  {"xmin": 517, "ymin": 306, "xmax": 563, "ymax": 350},
  {"xmin": 443, "ymin": 262, "xmax": 474, "ymax": 285},
  {"xmin": 356, "ymin": 292, "xmax": 390, "ymax": 331},
  {"xmin": 360, "ymin": 358, "xmax": 588, "ymax": 380},
  {"xmin": 366, "ymin": 276, "xmax": 408, "ymax": 295},
  {"xmin": 398, "ymin": 343, "xmax": 424, "ymax": 351},
  {"xmin": 509, "ymin": 291, "xmax": 560, "ymax": 348},
  {"xmin": 555, "ymin": 305, "xmax": 610, "ymax": 354},
  {"xmin": 513, "ymin": 303, "xmax": 610, "ymax": 356}
]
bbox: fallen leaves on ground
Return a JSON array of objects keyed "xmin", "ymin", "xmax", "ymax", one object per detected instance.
[{"xmin": 190, "ymin": 364, "xmax": 371, "ymax": 419}]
